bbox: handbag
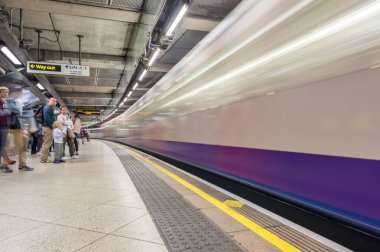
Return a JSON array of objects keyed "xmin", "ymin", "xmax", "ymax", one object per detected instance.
[
  {"xmin": 28, "ymin": 117, "xmax": 38, "ymax": 134},
  {"xmin": 67, "ymin": 128, "xmax": 75, "ymax": 139}
]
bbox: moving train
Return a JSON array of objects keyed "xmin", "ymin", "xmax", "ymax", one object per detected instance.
[{"xmin": 93, "ymin": 0, "xmax": 380, "ymax": 237}]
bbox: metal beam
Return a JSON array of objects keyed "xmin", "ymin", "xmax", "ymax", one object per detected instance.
[
  {"xmin": 0, "ymin": 22, "xmax": 65, "ymax": 106},
  {"xmin": 29, "ymin": 49, "xmax": 174, "ymax": 72},
  {"xmin": 180, "ymin": 16, "xmax": 219, "ymax": 32},
  {"xmin": 67, "ymin": 105, "xmax": 114, "ymax": 110},
  {"xmin": 33, "ymin": 74, "xmax": 65, "ymax": 106},
  {"xmin": 150, "ymin": 64, "xmax": 173, "ymax": 72},
  {"xmin": 0, "ymin": 55, "xmax": 47, "ymax": 102},
  {"xmin": 0, "ymin": 0, "xmax": 141, "ymax": 23},
  {"xmin": 52, "ymin": 84, "xmax": 117, "ymax": 92},
  {"xmin": 58, "ymin": 92, "xmax": 113, "ymax": 99}
]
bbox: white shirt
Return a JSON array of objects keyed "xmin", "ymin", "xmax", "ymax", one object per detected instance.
[{"xmin": 57, "ymin": 114, "xmax": 73, "ymax": 135}]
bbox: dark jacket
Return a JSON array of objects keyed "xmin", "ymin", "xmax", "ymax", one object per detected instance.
[
  {"xmin": 0, "ymin": 98, "xmax": 9, "ymax": 128},
  {"xmin": 43, "ymin": 105, "xmax": 55, "ymax": 129},
  {"xmin": 7, "ymin": 98, "xmax": 23, "ymax": 130}
]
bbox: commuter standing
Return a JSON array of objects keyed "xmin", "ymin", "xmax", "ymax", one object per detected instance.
[
  {"xmin": 57, "ymin": 106, "xmax": 76, "ymax": 159},
  {"xmin": 7, "ymin": 87, "xmax": 33, "ymax": 171},
  {"xmin": 0, "ymin": 87, "xmax": 12, "ymax": 173},
  {"xmin": 71, "ymin": 111, "xmax": 81, "ymax": 156},
  {"xmin": 40, "ymin": 98, "xmax": 57, "ymax": 163}
]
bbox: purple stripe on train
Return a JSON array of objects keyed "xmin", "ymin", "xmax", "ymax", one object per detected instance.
[{"xmin": 124, "ymin": 138, "xmax": 380, "ymax": 234}]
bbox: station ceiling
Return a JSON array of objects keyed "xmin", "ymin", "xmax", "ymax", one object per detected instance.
[{"xmin": 0, "ymin": 0, "xmax": 241, "ymax": 124}]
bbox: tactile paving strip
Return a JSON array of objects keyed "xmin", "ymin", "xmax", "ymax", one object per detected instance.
[
  {"xmin": 107, "ymin": 143, "xmax": 245, "ymax": 252},
  {"xmin": 140, "ymin": 148, "xmax": 337, "ymax": 252}
]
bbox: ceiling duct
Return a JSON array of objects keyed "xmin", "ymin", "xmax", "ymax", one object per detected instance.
[{"xmin": 110, "ymin": 0, "xmax": 144, "ymax": 10}]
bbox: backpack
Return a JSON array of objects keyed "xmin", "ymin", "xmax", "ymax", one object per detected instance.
[{"xmin": 34, "ymin": 105, "xmax": 45, "ymax": 124}]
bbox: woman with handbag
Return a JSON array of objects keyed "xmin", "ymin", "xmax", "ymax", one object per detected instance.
[{"xmin": 57, "ymin": 106, "xmax": 77, "ymax": 159}]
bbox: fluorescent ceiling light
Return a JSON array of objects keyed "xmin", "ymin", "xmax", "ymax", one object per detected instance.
[
  {"xmin": 148, "ymin": 50, "xmax": 160, "ymax": 66},
  {"xmin": 0, "ymin": 46, "xmax": 22, "ymax": 66},
  {"xmin": 127, "ymin": 91, "xmax": 132, "ymax": 97},
  {"xmin": 120, "ymin": 101, "xmax": 124, "ymax": 107},
  {"xmin": 166, "ymin": 4, "xmax": 188, "ymax": 36},
  {"xmin": 133, "ymin": 82, "xmax": 139, "ymax": 90},
  {"xmin": 370, "ymin": 64, "xmax": 380, "ymax": 69},
  {"xmin": 139, "ymin": 69, "xmax": 147, "ymax": 81},
  {"xmin": 266, "ymin": 92, "xmax": 275, "ymax": 95},
  {"xmin": 36, "ymin": 83, "xmax": 45, "ymax": 90},
  {"xmin": 123, "ymin": 97, "xmax": 128, "ymax": 102}
]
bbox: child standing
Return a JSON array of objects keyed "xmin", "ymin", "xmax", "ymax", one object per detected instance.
[{"xmin": 53, "ymin": 121, "xmax": 65, "ymax": 164}]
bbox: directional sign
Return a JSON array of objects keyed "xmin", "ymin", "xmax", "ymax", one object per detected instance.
[{"xmin": 27, "ymin": 61, "xmax": 90, "ymax": 77}]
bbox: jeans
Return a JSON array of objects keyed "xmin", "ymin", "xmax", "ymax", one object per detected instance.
[
  {"xmin": 31, "ymin": 133, "xmax": 39, "ymax": 153},
  {"xmin": 0, "ymin": 128, "xmax": 8, "ymax": 168},
  {"xmin": 74, "ymin": 133, "xmax": 79, "ymax": 152},
  {"xmin": 54, "ymin": 142, "xmax": 63, "ymax": 161}
]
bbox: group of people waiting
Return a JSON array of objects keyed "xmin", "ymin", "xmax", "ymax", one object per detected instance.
[
  {"xmin": 40, "ymin": 98, "xmax": 83, "ymax": 164},
  {"xmin": 0, "ymin": 86, "xmax": 87, "ymax": 173}
]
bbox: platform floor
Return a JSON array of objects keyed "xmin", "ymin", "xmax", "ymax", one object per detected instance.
[
  {"xmin": 0, "ymin": 140, "xmax": 347, "ymax": 252},
  {"xmin": 0, "ymin": 140, "xmax": 167, "ymax": 252}
]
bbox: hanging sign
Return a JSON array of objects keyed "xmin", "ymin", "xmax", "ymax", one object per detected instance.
[{"xmin": 27, "ymin": 61, "xmax": 90, "ymax": 77}]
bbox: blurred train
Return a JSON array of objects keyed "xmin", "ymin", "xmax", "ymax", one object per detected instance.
[{"xmin": 92, "ymin": 0, "xmax": 380, "ymax": 236}]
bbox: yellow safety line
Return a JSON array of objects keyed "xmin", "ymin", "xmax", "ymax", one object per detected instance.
[
  {"xmin": 116, "ymin": 144, "xmax": 301, "ymax": 252},
  {"xmin": 224, "ymin": 200, "xmax": 245, "ymax": 208}
]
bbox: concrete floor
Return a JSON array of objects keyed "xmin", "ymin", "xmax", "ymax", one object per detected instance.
[{"xmin": 0, "ymin": 140, "xmax": 167, "ymax": 252}]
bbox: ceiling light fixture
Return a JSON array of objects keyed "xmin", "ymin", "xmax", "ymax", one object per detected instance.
[
  {"xmin": 133, "ymin": 82, "xmax": 139, "ymax": 90},
  {"xmin": 139, "ymin": 69, "xmax": 147, "ymax": 81},
  {"xmin": 36, "ymin": 83, "xmax": 45, "ymax": 90},
  {"xmin": 166, "ymin": 4, "xmax": 189, "ymax": 36},
  {"xmin": 370, "ymin": 64, "xmax": 380, "ymax": 69},
  {"xmin": 148, "ymin": 49, "xmax": 160, "ymax": 66},
  {"xmin": 0, "ymin": 45, "xmax": 22, "ymax": 66},
  {"xmin": 123, "ymin": 97, "xmax": 128, "ymax": 102},
  {"xmin": 266, "ymin": 92, "xmax": 275, "ymax": 95},
  {"xmin": 127, "ymin": 91, "xmax": 133, "ymax": 97}
]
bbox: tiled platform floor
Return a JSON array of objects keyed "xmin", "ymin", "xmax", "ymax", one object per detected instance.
[{"xmin": 0, "ymin": 140, "xmax": 167, "ymax": 252}]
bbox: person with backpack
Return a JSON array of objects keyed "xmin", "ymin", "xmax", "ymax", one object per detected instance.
[{"xmin": 40, "ymin": 98, "xmax": 57, "ymax": 163}]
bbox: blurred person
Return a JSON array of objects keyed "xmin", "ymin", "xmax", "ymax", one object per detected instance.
[
  {"xmin": 7, "ymin": 87, "xmax": 33, "ymax": 171},
  {"xmin": 84, "ymin": 127, "xmax": 90, "ymax": 142},
  {"xmin": 40, "ymin": 98, "xmax": 57, "ymax": 163},
  {"xmin": 30, "ymin": 131, "xmax": 39, "ymax": 154},
  {"xmin": 53, "ymin": 121, "xmax": 65, "ymax": 164},
  {"xmin": 57, "ymin": 106, "xmax": 76, "ymax": 159},
  {"xmin": 37, "ymin": 122, "xmax": 43, "ymax": 152},
  {"xmin": 71, "ymin": 111, "xmax": 81, "ymax": 156},
  {"xmin": 80, "ymin": 127, "xmax": 85, "ymax": 144},
  {"xmin": 0, "ymin": 87, "xmax": 12, "ymax": 173}
]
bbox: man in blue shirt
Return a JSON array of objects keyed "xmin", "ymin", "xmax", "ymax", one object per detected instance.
[{"xmin": 40, "ymin": 98, "xmax": 57, "ymax": 163}]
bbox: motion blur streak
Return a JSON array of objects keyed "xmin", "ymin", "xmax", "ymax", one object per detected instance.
[{"xmin": 96, "ymin": 0, "xmax": 380, "ymax": 236}]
